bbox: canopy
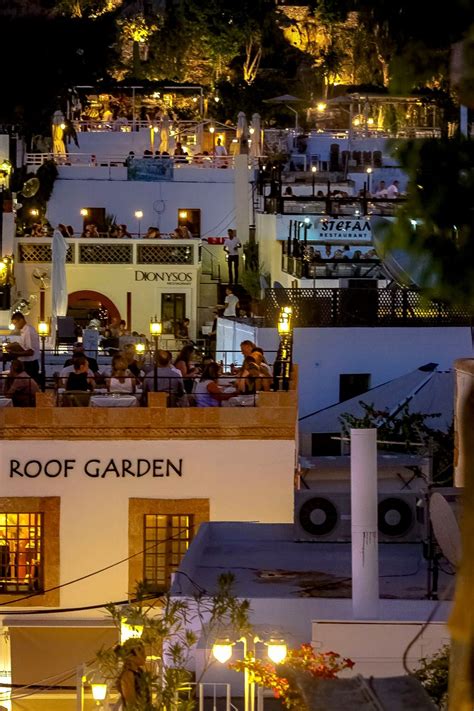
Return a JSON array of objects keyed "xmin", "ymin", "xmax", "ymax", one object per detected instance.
[
  {"xmin": 299, "ymin": 365, "xmax": 454, "ymax": 434},
  {"xmin": 264, "ymin": 94, "xmax": 303, "ymax": 104}
]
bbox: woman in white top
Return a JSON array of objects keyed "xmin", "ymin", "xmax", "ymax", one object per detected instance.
[{"xmin": 107, "ymin": 357, "xmax": 136, "ymax": 393}]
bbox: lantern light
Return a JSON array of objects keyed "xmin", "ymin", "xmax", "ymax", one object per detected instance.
[
  {"xmin": 38, "ymin": 320, "xmax": 50, "ymax": 337},
  {"xmin": 149, "ymin": 318, "xmax": 162, "ymax": 336},
  {"xmin": 266, "ymin": 641, "xmax": 287, "ymax": 664},
  {"xmin": 91, "ymin": 683, "xmax": 107, "ymax": 701},
  {"xmin": 212, "ymin": 641, "xmax": 234, "ymax": 664}
]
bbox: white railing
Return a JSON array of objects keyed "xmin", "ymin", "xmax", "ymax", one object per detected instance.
[
  {"xmin": 25, "ymin": 153, "xmax": 237, "ymax": 169},
  {"xmin": 197, "ymin": 683, "xmax": 232, "ymax": 711},
  {"xmin": 71, "ymin": 118, "xmax": 236, "ymax": 134}
]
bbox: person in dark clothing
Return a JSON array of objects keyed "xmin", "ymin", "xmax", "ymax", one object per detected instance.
[
  {"xmin": 63, "ymin": 342, "xmax": 99, "ymax": 373},
  {"xmin": 116, "ymin": 641, "xmax": 153, "ymax": 710},
  {"xmin": 65, "ymin": 356, "xmax": 94, "ymax": 391}
]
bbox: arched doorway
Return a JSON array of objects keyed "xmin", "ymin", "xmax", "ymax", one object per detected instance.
[{"xmin": 67, "ymin": 290, "xmax": 120, "ymax": 327}]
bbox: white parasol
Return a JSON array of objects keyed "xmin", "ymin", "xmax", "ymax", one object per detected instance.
[
  {"xmin": 250, "ymin": 113, "xmax": 262, "ymax": 158},
  {"xmin": 160, "ymin": 116, "xmax": 170, "ymax": 153},
  {"xmin": 51, "ymin": 228, "xmax": 68, "ymax": 320}
]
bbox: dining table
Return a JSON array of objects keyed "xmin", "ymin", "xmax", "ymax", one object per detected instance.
[{"xmin": 90, "ymin": 394, "xmax": 139, "ymax": 408}]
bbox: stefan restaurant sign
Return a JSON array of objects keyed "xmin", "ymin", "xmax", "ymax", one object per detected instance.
[{"xmin": 313, "ymin": 217, "xmax": 372, "ymax": 243}]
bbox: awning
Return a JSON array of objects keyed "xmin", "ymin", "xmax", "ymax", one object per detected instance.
[{"xmin": 9, "ymin": 624, "xmax": 118, "ymax": 687}]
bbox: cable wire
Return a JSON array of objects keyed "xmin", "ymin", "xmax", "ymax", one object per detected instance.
[
  {"xmin": 401, "ymin": 578, "xmax": 455, "ymax": 675},
  {"xmin": 0, "ymin": 526, "xmax": 196, "ymax": 607}
]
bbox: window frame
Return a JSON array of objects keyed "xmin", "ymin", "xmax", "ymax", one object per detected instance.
[
  {"xmin": 0, "ymin": 497, "xmax": 60, "ymax": 606},
  {"xmin": 129, "ymin": 498, "xmax": 209, "ymax": 594}
]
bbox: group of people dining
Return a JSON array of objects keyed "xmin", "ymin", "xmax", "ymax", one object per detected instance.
[{"xmin": 52, "ymin": 339, "xmax": 274, "ymax": 408}]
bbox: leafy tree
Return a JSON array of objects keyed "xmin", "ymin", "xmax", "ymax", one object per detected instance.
[
  {"xmin": 385, "ymin": 136, "xmax": 474, "ymax": 309},
  {"xmin": 95, "ymin": 575, "xmax": 251, "ymax": 711},
  {"xmin": 339, "ymin": 403, "xmax": 454, "ymax": 486},
  {"xmin": 414, "ymin": 644, "xmax": 450, "ymax": 709}
]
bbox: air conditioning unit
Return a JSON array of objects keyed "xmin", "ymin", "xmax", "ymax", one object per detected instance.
[{"xmin": 294, "ymin": 491, "xmax": 422, "ymax": 543}]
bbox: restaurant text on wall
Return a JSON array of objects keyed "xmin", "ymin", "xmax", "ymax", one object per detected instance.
[{"xmin": 9, "ymin": 458, "xmax": 183, "ymax": 479}]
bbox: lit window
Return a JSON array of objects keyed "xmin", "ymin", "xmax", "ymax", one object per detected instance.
[
  {"xmin": 0, "ymin": 513, "xmax": 43, "ymax": 593},
  {"xmin": 143, "ymin": 514, "xmax": 193, "ymax": 591}
]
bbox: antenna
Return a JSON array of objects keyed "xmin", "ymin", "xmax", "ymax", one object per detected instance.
[{"xmin": 429, "ymin": 491, "xmax": 461, "ymax": 567}]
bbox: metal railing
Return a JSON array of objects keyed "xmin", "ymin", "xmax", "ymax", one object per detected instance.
[
  {"xmin": 282, "ymin": 255, "xmax": 385, "ymax": 280},
  {"xmin": 264, "ymin": 287, "xmax": 472, "ymax": 327},
  {"xmin": 264, "ymin": 195, "xmax": 405, "ymax": 217}
]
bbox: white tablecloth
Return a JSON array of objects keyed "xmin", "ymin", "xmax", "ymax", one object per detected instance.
[
  {"xmin": 90, "ymin": 395, "xmax": 138, "ymax": 408},
  {"xmin": 0, "ymin": 397, "xmax": 13, "ymax": 408}
]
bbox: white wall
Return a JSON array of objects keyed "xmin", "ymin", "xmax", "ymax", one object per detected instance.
[
  {"xmin": 293, "ymin": 327, "xmax": 473, "ymax": 418},
  {"xmin": 14, "ymin": 259, "xmax": 200, "ymax": 337},
  {"xmin": 46, "ymin": 179, "xmax": 236, "ymax": 237},
  {"xmin": 1, "ymin": 439, "xmax": 295, "ymax": 607}
]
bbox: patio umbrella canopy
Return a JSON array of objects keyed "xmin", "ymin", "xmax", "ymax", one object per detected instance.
[{"xmin": 264, "ymin": 95, "xmax": 304, "ymax": 130}]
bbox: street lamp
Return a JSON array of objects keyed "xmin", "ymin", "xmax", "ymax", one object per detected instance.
[
  {"xmin": 80, "ymin": 208, "xmax": 89, "ymax": 217},
  {"xmin": 366, "ymin": 166, "xmax": 372, "ymax": 194},
  {"xmin": 212, "ymin": 635, "xmax": 287, "ymax": 711},
  {"xmin": 134, "ymin": 210, "xmax": 143, "ymax": 238},
  {"xmin": 277, "ymin": 307, "xmax": 293, "ymax": 392},
  {"xmin": 38, "ymin": 319, "xmax": 50, "ymax": 392},
  {"xmin": 91, "ymin": 682, "xmax": 107, "ymax": 703},
  {"xmin": 150, "ymin": 317, "xmax": 162, "ymax": 391},
  {"xmin": 311, "ymin": 165, "xmax": 317, "ymax": 197}
]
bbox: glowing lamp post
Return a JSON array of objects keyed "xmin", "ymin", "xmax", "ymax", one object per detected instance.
[
  {"xmin": 311, "ymin": 165, "xmax": 317, "ymax": 197},
  {"xmin": 134, "ymin": 210, "xmax": 143, "ymax": 238},
  {"xmin": 150, "ymin": 317, "xmax": 162, "ymax": 391},
  {"xmin": 276, "ymin": 307, "xmax": 293, "ymax": 392},
  {"xmin": 366, "ymin": 166, "xmax": 372, "ymax": 194},
  {"xmin": 212, "ymin": 635, "xmax": 287, "ymax": 711},
  {"xmin": 38, "ymin": 319, "xmax": 50, "ymax": 392}
]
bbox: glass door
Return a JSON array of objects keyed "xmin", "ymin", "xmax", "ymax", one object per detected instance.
[{"xmin": 161, "ymin": 293, "xmax": 186, "ymax": 335}]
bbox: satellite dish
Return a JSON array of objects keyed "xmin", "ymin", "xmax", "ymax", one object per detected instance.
[
  {"xmin": 20, "ymin": 177, "xmax": 40, "ymax": 199},
  {"xmin": 32, "ymin": 267, "xmax": 51, "ymax": 290},
  {"xmin": 429, "ymin": 492, "xmax": 462, "ymax": 566}
]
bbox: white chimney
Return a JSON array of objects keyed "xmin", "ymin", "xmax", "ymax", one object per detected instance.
[{"xmin": 351, "ymin": 428, "xmax": 379, "ymax": 619}]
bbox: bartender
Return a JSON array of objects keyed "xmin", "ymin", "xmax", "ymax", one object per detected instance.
[{"xmin": 6, "ymin": 312, "xmax": 40, "ymax": 381}]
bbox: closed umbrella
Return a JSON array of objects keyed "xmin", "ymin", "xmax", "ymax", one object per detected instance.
[
  {"xmin": 250, "ymin": 113, "xmax": 262, "ymax": 158},
  {"xmin": 160, "ymin": 116, "xmax": 170, "ymax": 153},
  {"xmin": 51, "ymin": 228, "xmax": 68, "ymax": 320},
  {"xmin": 236, "ymin": 111, "xmax": 248, "ymax": 154}
]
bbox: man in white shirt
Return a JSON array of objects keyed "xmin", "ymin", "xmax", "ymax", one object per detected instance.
[
  {"xmin": 214, "ymin": 138, "xmax": 228, "ymax": 167},
  {"xmin": 223, "ymin": 287, "xmax": 239, "ymax": 317},
  {"xmin": 7, "ymin": 312, "xmax": 40, "ymax": 381},
  {"xmin": 224, "ymin": 228, "xmax": 241, "ymax": 284},
  {"xmin": 374, "ymin": 180, "xmax": 388, "ymax": 198},
  {"xmin": 386, "ymin": 180, "xmax": 400, "ymax": 199}
]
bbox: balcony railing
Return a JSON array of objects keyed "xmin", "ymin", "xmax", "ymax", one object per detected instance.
[
  {"xmin": 264, "ymin": 288, "xmax": 472, "ymax": 327},
  {"xmin": 16, "ymin": 238, "xmax": 198, "ymax": 266},
  {"xmin": 282, "ymin": 255, "xmax": 385, "ymax": 280},
  {"xmin": 264, "ymin": 195, "xmax": 405, "ymax": 217},
  {"xmin": 25, "ymin": 153, "xmax": 236, "ymax": 170}
]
